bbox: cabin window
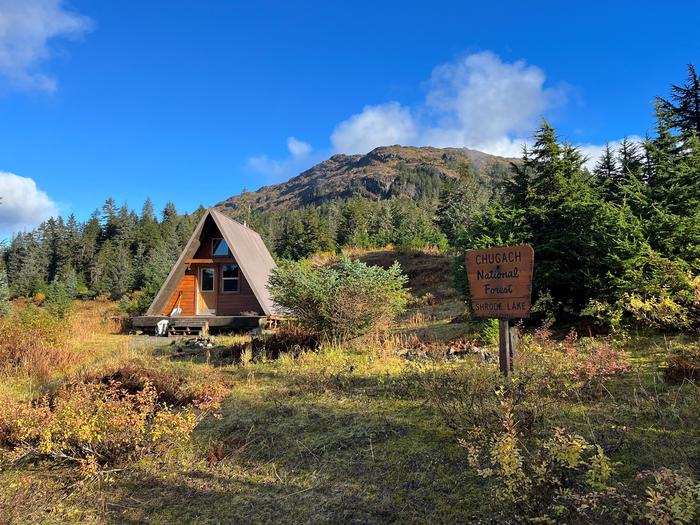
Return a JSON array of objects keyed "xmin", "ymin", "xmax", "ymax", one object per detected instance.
[
  {"xmin": 222, "ymin": 263, "xmax": 239, "ymax": 293},
  {"xmin": 200, "ymin": 268, "xmax": 215, "ymax": 292},
  {"xmin": 212, "ymin": 238, "xmax": 232, "ymax": 257}
]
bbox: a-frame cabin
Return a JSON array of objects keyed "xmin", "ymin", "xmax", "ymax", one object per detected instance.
[{"xmin": 131, "ymin": 208, "xmax": 278, "ymax": 334}]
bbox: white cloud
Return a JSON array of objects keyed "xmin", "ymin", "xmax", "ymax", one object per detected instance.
[
  {"xmin": 0, "ymin": 0, "xmax": 93, "ymax": 92},
  {"xmin": 331, "ymin": 102, "xmax": 418, "ymax": 154},
  {"xmin": 250, "ymin": 51, "xmax": 639, "ymax": 183},
  {"xmin": 247, "ymin": 136, "xmax": 317, "ymax": 181},
  {"xmin": 0, "ymin": 171, "xmax": 58, "ymax": 232},
  {"xmin": 330, "ymin": 51, "xmax": 566, "ymax": 158},
  {"xmin": 246, "ymin": 155, "xmax": 290, "ymax": 181},
  {"xmin": 287, "ymin": 136, "xmax": 312, "ymax": 159}
]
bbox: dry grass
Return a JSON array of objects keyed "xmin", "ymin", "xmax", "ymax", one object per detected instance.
[
  {"xmin": 0, "ymin": 305, "xmax": 71, "ymax": 381},
  {"xmin": 0, "ymin": 300, "xmax": 132, "ymax": 398},
  {"xmin": 68, "ymin": 299, "xmax": 124, "ymax": 344}
]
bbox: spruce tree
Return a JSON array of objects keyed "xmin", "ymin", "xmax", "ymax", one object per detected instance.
[
  {"xmin": 276, "ymin": 212, "xmax": 307, "ymax": 260},
  {"xmin": 657, "ymin": 63, "xmax": 700, "ymax": 137},
  {"xmin": 0, "ymin": 261, "xmax": 11, "ymax": 317},
  {"xmin": 593, "ymin": 144, "xmax": 617, "ymax": 197},
  {"xmin": 437, "ymin": 162, "xmax": 490, "ymax": 246},
  {"xmin": 617, "ymin": 137, "xmax": 644, "ymax": 183}
]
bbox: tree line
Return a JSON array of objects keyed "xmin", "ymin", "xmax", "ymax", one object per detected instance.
[
  {"xmin": 1, "ymin": 65, "xmax": 698, "ymax": 328},
  {"xmin": 460, "ymin": 65, "xmax": 700, "ymax": 328},
  {"xmin": 2, "ymin": 200, "xmax": 205, "ymax": 313}
]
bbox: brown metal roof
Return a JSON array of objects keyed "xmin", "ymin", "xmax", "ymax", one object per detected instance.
[{"xmin": 146, "ymin": 208, "xmax": 279, "ymax": 316}]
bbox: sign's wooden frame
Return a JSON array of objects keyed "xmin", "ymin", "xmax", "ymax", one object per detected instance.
[{"xmin": 465, "ymin": 244, "xmax": 534, "ymax": 375}]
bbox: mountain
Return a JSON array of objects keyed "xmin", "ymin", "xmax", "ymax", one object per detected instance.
[{"xmin": 217, "ymin": 145, "xmax": 517, "ymax": 213}]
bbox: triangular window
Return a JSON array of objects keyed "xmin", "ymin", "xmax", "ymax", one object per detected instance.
[{"xmin": 212, "ymin": 238, "xmax": 232, "ymax": 257}]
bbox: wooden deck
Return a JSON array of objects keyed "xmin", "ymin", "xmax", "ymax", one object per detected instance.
[{"xmin": 131, "ymin": 315, "xmax": 268, "ymax": 333}]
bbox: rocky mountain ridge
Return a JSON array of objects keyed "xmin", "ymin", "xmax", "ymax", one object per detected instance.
[{"xmin": 217, "ymin": 145, "xmax": 517, "ymax": 212}]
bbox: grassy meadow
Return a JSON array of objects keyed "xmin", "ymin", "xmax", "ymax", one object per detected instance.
[{"xmin": 1, "ymin": 250, "xmax": 699, "ymax": 524}]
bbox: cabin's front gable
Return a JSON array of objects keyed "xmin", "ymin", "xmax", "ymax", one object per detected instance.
[{"xmin": 158, "ymin": 216, "xmax": 266, "ymax": 317}]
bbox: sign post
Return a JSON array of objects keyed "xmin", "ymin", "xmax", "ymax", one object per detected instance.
[{"xmin": 465, "ymin": 244, "xmax": 534, "ymax": 376}]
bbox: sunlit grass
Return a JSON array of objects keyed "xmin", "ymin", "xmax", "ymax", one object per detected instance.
[{"xmin": 1, "ymin": 285, "xmax": 699, "ymax": 523}]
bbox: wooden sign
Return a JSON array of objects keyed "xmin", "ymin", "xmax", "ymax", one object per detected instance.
[{"xmin": 466, "ymin": 244, "xmax": 534, "ymax": 319}]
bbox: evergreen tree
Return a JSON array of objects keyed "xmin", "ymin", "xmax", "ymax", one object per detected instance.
[
  {"xmin": 504, "ymin": 145, "xmax": 532, "ymax": 210},
  {"xmin": 300, "ymin": 207, "xmax": 334, "ymax": 255},
  {"xmin": 371, "ymin": 203, "xmax": 394, "ymax": 247},
  {"xmin": 63, "ymin": 214, "xmax": 82, "ymax": 273},
  {"xmin": 437, "ymin": 162, "xmax": 490, "ymax": 246},
  {"xmin": 276, "ymin": 212, "xmax": 307, "ymax": 260},
  {"xmin": 466, "ymin": 120, "xmax": 642, "ymax": 322},
  {"xmin": 617, "ymin": 137, "xmax": 644, "ymax": 183},
  {"xmin": 0, "ymin": 260, "xmax": 11, "ymax": 317},
  {"xmin": 80, "ymin": 210, "xmax": 101, "ymax": 282},
  {"xmin": 657, "ymin": 63, "xmax": 700, "ymax": 137},
  {"xmin": 137, "ymin": 198, "xmax": 161, "ymax": 257},
  {"xmin": 101, "ymin": 198, "xmax": 119, "ymax": 240},
  {"xmin": 593, "ymin": 143, "xmax": 617, "ymax": 196},
  {"xmin": 337, "ymin": 200, "xmax": 371, "ymax": 248}
]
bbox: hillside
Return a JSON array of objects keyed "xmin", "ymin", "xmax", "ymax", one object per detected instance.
[{"xmin": 217, "ymin": 145, "xmax": 517, "ymax": 213}]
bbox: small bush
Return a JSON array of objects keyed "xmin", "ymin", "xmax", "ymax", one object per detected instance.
[
  {"xmin": 268, "ymin": 256, "xmax": 409, "ymax": 341},
  {"xmin": 456, "ymin": 386, "xmax": 699, "ymax": 524},
  {"xmin": 665, "ymin": 342, "xmax": 700, "ymax": 383},
  {"xmin": 251, "ymin": 326, "xmax": 320, "ymax": 361},
  {"xmin": 83, "ymin": 361, "xmax": 229, "ymax": 409},
  {"xmin": 475, "ymin": 318, "xmax": 499, "ymax": 346},
  {"xmin": 407, "ymin": 292, "xmax": 436, "ymax": 307},
  {"xmin": 1, "ymin": 380, "xmax": 196, "ymax": 474},
  {"xmin": 640, "ymin": 468, "xmax": 700, "ymax": 525},
  {"xmin": 518, "ymin": 329, "xmax": 629, "ymax": 398},
  {"xmin": 32, "ymin": 292, "xmax": 46, "ymax": 306},
  {"xmin": 563, "ymin": 330, "xmax": 630, "ymax": 392},
  {"xmin": 118, "ymin": 291, "xmax": 147, "ymax": 317},
  {"xmin": 44, "ymin": 281, "xmax": 74, "ymax": 318},
  {"xmin": 615, "ymin": 256, "xmax": 700, "ymax": 330},
  {"xmin": 417, "ymin": 360, "xmax": 501, "ymax": 433},
  {"xmin": 459, "ymin": 388, "xmax": 621, "ymax": 522}
]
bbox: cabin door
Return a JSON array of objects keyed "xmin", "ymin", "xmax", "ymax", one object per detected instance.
[{"xmin": 197, "ymin": 265, "xmax": 217, "ymax": 315}]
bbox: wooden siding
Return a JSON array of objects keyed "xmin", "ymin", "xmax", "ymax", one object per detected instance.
[
  {"xmin": 162, "ymin": 268, "xmax": 196, "ymax": 316},
  {"xmin": 217, "ymin": 273, "xmax": 263, "ymax": 315}
]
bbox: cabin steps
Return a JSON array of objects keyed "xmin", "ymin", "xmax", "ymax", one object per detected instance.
[{"xmin": 168, "ymin": 319, "xmax": 209, "ymax": 337}]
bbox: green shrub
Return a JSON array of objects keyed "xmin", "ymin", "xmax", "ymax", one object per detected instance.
[
  {"xmin": 641, "ymin": 468, "xmax": 700, "ymax": 525},
  {"xmin": 118, "ymin": 290, "xmax": 148, "ymax": 316},
  {"xmin": 664, "ymin": 342, "xmax": 700, "ymax": 382},
  {"xmin": 420, "ymin": 360, "xmax": 503, "ymax": 435},
  {"xmin": 459, "ymin": 388, "xmax": 623, "ymax": 522},
  {"xmin": 616, "ymin": 256, "xmax": 700, "ymax": 330},
  {"xmin": 452, "ymin": 379, "xmax": 699, "ymax": 524},
  {"xmin": 475, "ymin": 318, "xmax": 499, "ymax": 346},
  {"xmin": 268, "ymin": 256, "xmax": 409, "ymax": 341}
]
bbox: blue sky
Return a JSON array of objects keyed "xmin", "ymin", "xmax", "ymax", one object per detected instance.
[{"xmin": 0, "ymin": 0, "xmax": 698, "ymax": 235}]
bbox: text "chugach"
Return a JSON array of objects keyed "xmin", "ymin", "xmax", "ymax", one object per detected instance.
[{"xmin": 474, "ymin": 251, "xmax": 523, "ymax": 265}]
